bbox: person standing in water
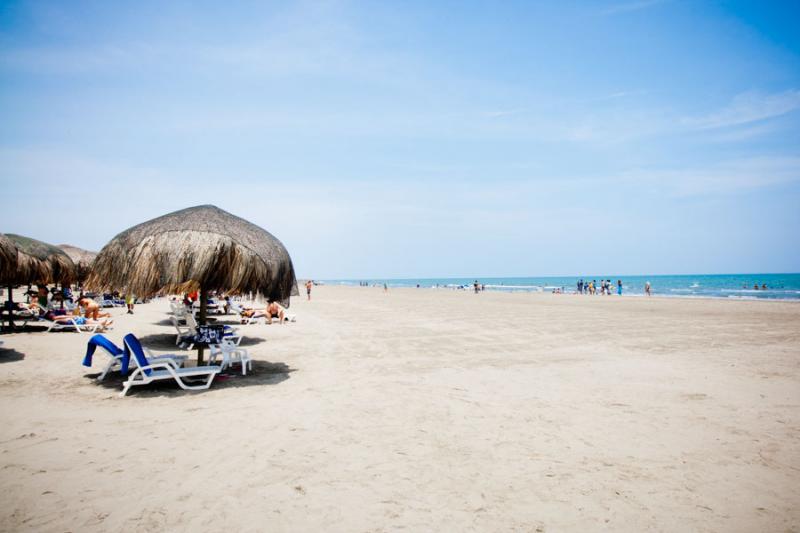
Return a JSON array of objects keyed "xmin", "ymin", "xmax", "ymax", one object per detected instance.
[
  {"xmin": 305, "ymin": 280, "xmax": 313, "ymax": 301},
  {"xmin": 645, "ymin": 281, "xmax": 651, "ymax": 297},
  {"xmin": 617, "ymin": 280, "xmax": 622, "ymax": 296}
]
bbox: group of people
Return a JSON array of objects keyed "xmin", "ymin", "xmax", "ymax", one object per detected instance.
[
  {"xmin": 577, "ymin": 279, "xmax": 624, "ymax": 296},
  {"xmin": 2, "ymin": 285, "xmax": 117, "ymax": 330},
  {"xmin": 176, "ymin": 291, "xmax": 291, "ymax": 325}
]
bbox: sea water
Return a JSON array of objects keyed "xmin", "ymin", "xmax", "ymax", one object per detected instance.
[{"xmin": 323, "ymin": 273, "xmax": 800, "ymax": 301}]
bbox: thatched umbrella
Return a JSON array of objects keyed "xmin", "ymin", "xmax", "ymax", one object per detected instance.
[
  {"xmin": 0, "ymin": 233, "xmax": 17, "ymax": 283},
  {"xmin": 58, "ymin": 244, "xmax": 98, "ymax": 286},
  {"xmin": 1, "ymin": 234, "xmax": 76, "ymax": 329},
  {"xmin": 87, "ymin": 205, "xmax": 298, "ymax": 363}
]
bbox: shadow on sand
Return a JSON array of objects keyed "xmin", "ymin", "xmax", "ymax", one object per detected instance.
[
  {"xmin": 0, "ymin": 348, "xmax": 25, "ymax": 363},
  {"xmin": 152, "ymin": 316, "xmax": 238, "ymax": 327},
  {"xmin": 135, "ymin": 333, "xmax": 266, "ymax": 350},
  {"xmin": 83, "ymin": 360, "xmax": 294, "ymax": 397}
]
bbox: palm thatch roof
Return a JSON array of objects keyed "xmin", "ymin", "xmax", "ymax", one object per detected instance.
[
  {"xmin": 58, "ymin": 244, "xmax": 98, "ymax": 283},
  {"xmin": 2, "ymin": 234, "xmax": 76, "ymax": 285},
  {"xmin": 0, "ymin": 233, "xmax": 18, "ymax": 283},
  {"xmin": 86, "ymin": 205, "xmax": 299, "ymax": 304}
]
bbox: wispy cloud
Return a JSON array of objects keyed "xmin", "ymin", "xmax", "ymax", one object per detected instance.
[
  {"xmin": 601, "ymin": 0, "xmax": 668, "ymax": 15},
  {"xmin": 683, "ymin": 90, "xmax": 800, "ymax": 130},
  {"xmin": 481, "ymin": 109, "xmax": 527, "ymax": 118},
  {"xmin": 617, "ymin": 156, "xmax": 800, "ymax": 197}
]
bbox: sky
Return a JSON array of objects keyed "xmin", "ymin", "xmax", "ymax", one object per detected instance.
[{"xmin": 1, "ymin": 0, "xmax": 799, "ymax": 279}]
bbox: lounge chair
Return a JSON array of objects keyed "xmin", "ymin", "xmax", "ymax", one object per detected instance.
[
  {"xmin": 209, "ymin": 339, "xmax": 252, "ymax": 375},
  {"xmin": 185, "ymin": 314, "xmax": 242, "ymax": 345},
  {"xmin": 83, "ymin": 334, "xmax": 188, "ymax": 381},
  {"xmin": 120, "ymin": 333, "xmax": 221, "ymax": 397},
  {"xmin": 171, "ymin": 316, "xmax": 194, "ymax": 345},
  {"xmin": 169, "ymin": 301, "xmax": 189, "ymax": 320},
  {"xmin": 41, "ymin": 315, "xmax": 110, "ymax": 333}
]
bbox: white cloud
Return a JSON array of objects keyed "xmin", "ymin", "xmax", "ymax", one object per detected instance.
[
  {"xmin": 683, "ymin": 90, "xmax": 800, "ymax": 130},
  {"xmin": 617, "ymin": 156, "xmax": 800, "ymax": 197},
  {"xmin": 601, "ymin": 0, "xmax": 668, "ymax": 15}
]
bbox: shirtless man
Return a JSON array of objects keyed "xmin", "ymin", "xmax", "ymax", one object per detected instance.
[
  {"xmin": 266, "ymin": 301, "xmax": 286, "ymax": 325},
  {"xmin": 306, "ymin": 280, "xmax": 313, "ymax": 301},
  {"xmin": 77, "ymin": 297, "xmax": 112, "ymax": 320}
]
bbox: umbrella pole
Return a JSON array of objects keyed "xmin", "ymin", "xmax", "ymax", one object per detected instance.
[
  {"xmin": 198, "ymin": 286, "xmax": 208, "ymax": 365},
  {"xmin": 6, "ymin": 284, "xmax": 14, "ymax": 330}
]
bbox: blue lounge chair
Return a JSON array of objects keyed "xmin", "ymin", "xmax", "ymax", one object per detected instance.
[
  {"xmin": 83, "ymin": 334, "xmax": 188, "ymax": 381},
  {"xmin": 120, "ymin": 334, "xmax": 221, "ymax": 397}
]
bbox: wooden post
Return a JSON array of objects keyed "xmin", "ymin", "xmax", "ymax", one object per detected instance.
[
  {"xmin": 198, "ymin": 286, "xmax": 208, "ymax": 365},
  {"xmin": 6, "ymin": 284, "xmax": 14, "ymax": 330}
]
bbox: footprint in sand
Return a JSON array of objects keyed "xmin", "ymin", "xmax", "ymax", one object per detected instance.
[{"xmin": 682, "ymin": 393, "xmax": 709, "ymax": 400}]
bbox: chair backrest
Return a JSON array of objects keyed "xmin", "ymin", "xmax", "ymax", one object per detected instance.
[
  {"xmin": 83, "ymin": 334, "xmax": 123, "ymax": 367},
  {"xmin": 123, "ymin": 334, "xmax": 151, "ymax": 375},
  {"xmin": 185, "ymin": 314, "xmax": 198, "ymax": 329}
]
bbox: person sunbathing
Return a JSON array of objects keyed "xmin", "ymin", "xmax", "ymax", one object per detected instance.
[
  {"xmin": 77, "ymin": 297, "xmax": 112, "ymax": 320},
  {"xmin": 239, "ymin": 308, "xmax": 265, "ymax": 324},
  {"xmin": 266, "ymin": 301, "xmax": 286, "ymax": 325},
  {"xmin": 52, "ymin": 313, "xmax": 114, "ymax": 330}
]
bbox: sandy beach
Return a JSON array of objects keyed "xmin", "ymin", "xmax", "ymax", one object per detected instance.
[{"xmin": 1, "ymin": 286, "xmax": 799, "ymax": 532}]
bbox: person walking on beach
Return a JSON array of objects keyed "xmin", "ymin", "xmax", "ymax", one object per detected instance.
[
  {"xmin": 577, "ymin": 279, "xmax": 583, "ymax": 294},
  {"xmin": 125, "ymin": 293, "xmax": 135, "ymax": 314},
  {"xmin": 474, "ymin": 280, "xmax": 479, "ymax": 294},
  {"xmin": 617, "ymin": 280, "xmax": 622, "ymax": 296},
  {"xmin": 305, "ymin": 280, "xmax": 313, "ymax": 301},
  {"xmin": 645, "ymin": 281, "xmax": 651, "ymax": 297}
]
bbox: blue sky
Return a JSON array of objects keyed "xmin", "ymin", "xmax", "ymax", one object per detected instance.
[{"xmin": 1, "ymin": 0, "xmax": 798, "ymax": 278}]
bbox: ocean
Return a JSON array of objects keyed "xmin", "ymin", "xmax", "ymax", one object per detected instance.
[{"xmin": 322, "ymin": 273, "xmax": 800, "ymax": 301}]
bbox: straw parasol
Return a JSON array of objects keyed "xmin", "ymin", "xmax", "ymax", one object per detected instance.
[
  {"xmin": 87, "ymin": 205, "xmax": 298, "ymax": 362},
  {"xmin": 1, "ymin": 234, "xmax": 76, "ymax": 329},
  {"xmin": 58, "ymin": 244, "xmax": 98, "ymax": 285},
  {"xmin": 0, "ymin": 233, "xmax": 17, "ymax": 283},
  {"xmin": 3, "ymin": 234, "xmax": 76, "ymax": 286}
]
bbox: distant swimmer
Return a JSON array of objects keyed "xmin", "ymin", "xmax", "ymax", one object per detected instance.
[
  {"xmin": 762, "ymin": 283, "xmax": 767, "ymax": 290},
  {"xmin": 645, "ymin": 281, "xmax": 651, "ymax": 297},
  {"xmin": 754, "ymin": 284, "xmax": 759, "ymax": 290}
]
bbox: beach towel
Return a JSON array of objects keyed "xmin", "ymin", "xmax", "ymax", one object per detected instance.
[{"xmin": 83, "ymin": 334, "xmax": 125, "ymax": 370}]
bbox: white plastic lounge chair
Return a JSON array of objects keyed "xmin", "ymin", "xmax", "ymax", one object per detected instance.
[
  {"xmin": 171, "ymin": 315, "xmax": 195, "ymax": 345},
  {"xmin": 185, "ymin": 315, "xmax": 242, "ymax": 345},
  {"xmin": 241, "ymin": 310, "xmax": 266, "ymax": 325},
  {"xmin": 43, "ymin": 316, "xmax": 107, "ymax": 333},
  {"xmin": 120, "ymin": 334, "xmax": 221, "ymax": 397},
  {"xmin": 83, "ymin": 334, "xmax": 188, "ymax": 381},
  {"xmin": 209, "ymin": 339, "xmax": 251, "ymax": 375},
  {"xmin": 169, "ymin": 301, "xmax": 189, "ymax": 320}
]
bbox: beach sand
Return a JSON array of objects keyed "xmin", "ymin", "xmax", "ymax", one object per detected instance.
[{"xmin": 1, "ymin": 286, "xmax": 798, "ymax": 532}]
